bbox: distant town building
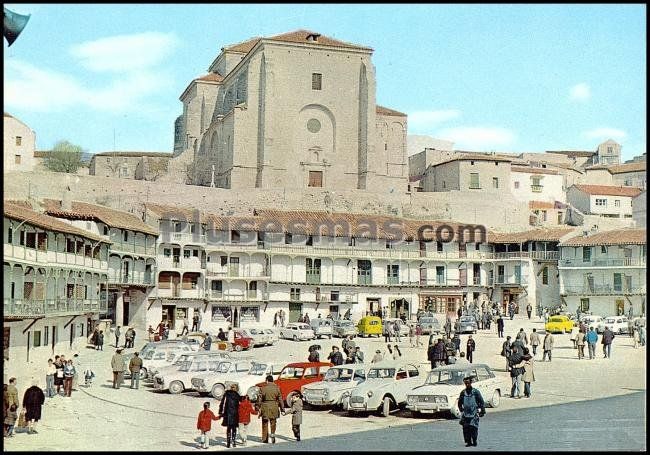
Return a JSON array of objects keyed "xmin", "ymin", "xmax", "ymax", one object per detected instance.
[
  {"xmin": 3, "ymin": 112, "xmax": 36, "ymax": 172},
  {"xmin": 567, "ymin": 184, "xmax": 643, "ymax": 219},
  {"xmin": 88, "ymin": 151, "xmax": 172, "ymax": 180},
  {"xmin": 632, "ymin": 191, "xmax": 646, "ymax": 228},
  {"xmin": 420, "ymin": 152, "xmax": 513, "ymax": 193}
]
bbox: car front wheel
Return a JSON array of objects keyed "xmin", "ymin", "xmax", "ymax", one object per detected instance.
[
  {"xmin": 169, "ymin": 381, "xmax": 184, "ymax": 395},
  {"xmin": 286, "ymin": 391, "xmax": 297, "ymax": 407},
  {"xmin": 490, "ymin": 389, "xmax": 501, "ymax": 408},
  {"xmin": 139, "ymin": 368, "xmax": 147, "ymax": 379},
  {"xmin": 211, "ymin": 383, "xmax": 225, "ymax": 399},
  {"xmin": 293, "ymin": 335, "xmax": 298, "ymax": 341},
  {"xmin": 234, "ymin": 344, "xmax": 243, "ymax": 352}
]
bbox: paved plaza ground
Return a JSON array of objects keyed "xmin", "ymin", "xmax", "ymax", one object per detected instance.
[{"xmin": 4, "ymin": 315, "xmax": 646, "ymax": 451}]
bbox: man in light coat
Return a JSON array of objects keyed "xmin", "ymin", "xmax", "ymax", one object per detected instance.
[
  {"xmin": 542, "ymin": 332, "xmax": 554, "ymax": 362},
  {"xmin": 529, "ymin": 329, "xmax": 541, "ymax": 356},
  {"xmin": 111, "ymin": 349, "xmax": 126, "ymax": 389},
  {"xmin": 128, "ymin": 352, "xmax": 143, "ymax": 389},
  {"xmin": 256, "ymin": 375, "xmax": 284, "ymax": 444}
]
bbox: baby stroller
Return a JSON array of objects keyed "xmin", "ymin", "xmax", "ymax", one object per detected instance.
[{"xmin": 84, "ymin": 369, "xmax": 96, "ymax": 387}]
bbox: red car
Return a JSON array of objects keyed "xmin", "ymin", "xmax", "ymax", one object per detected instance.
[
  {"xmin": 255, "ymin": 361, "xmax": 332, "ymax": 406},
  {"xmin": 232, "ymin": 330, "xmax": 253, "ymax": 351}
]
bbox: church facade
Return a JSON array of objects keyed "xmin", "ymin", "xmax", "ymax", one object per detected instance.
[{"xmin": 174, "ymin": 30, "xmax": 408, "ymax": 192}]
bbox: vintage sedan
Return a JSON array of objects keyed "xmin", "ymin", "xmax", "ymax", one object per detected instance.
[
  {"xmin": 155, "ymin": 357, "xmax": 252, "ymax": 394},
  {"xmin": 332, "ymin": 319, "xmax": 358, "ymax": 338},
  {"xmin": 418, "ymin": 316, "xmax": 442, "ymax": 335},
  {"xmin": 301, "ymin": 364, "xmax": 369, "ymax": 408},
  {"xmin": 343, "ymin": 361, "xmax": 425, "ymax": 417},
  {"xmin": 456, "ymin": 316, "xmax": 478, "ymax": 334},
  {"xmin": 545, "ymin": 315, "xmax": 575, "ymax": 334},
  {"xmin": 237, "ymin": 328, "xmax": 268, "ymax": 347},
  {"xmin": 597, "ymin": 316, "xmax": 630, "ymax": 334},
  {"xmin": 145, "ymin": 351, "xmax": 230, "ymax": 381},
  {"xmin": 279, "ymin": 323, "xmax": 316, "ymax": 341},
  {"xmin": 406, "ymin": 363, "xmax": 504, "ymax": 418},
  {"xmin": 248, "ymin": 361, "xmax": 332, "ymax": 406}
]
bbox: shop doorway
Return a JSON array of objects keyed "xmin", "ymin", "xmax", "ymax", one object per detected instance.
[
  {"xmin": 615, "ymin": 299, "xmax": 625, "ymax": 316},
  {"xmin": 122, "ymin": 301, "xmax": 130, "ymax": 326},
  {"xmin": 390, "ymin": 298, "xmax": 409, "ymax": 319},
  {"xmin": 162, "ymin": 304, "xmax": 176, "ymax": 329},
  {"xmin": 366, "ymin": 298, "xmax": 380, "ymax": 317},
  {"xmin": 289, "ymin": 302, "xmax": 302, "ymax": 322}
]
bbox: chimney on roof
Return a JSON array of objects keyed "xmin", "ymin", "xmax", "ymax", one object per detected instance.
[
  {"xmin": 306, "ymin": 33, "xmax": 320, "ymax": 42},
  {"xmin": 61, "ymin": 185, "xmax": 72, "ymax": 211}
]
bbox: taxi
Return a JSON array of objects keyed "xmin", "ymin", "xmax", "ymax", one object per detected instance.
[{"xmin": 545, "ymin": 315, "xmax": 574, "ymax": 334}]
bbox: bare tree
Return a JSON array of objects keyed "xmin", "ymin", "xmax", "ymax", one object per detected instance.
[
  {"xmin": 44, "ymin": 140, "xmax": 84, "ymax": 173},
  {"xmin": 145, "ymin": 158, "xmax": 169, "ymax": 181}
]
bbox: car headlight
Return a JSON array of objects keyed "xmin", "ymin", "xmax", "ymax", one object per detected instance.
[
  {"xmin": 367, "ymin": 391, "xmax": 373, "ymax": 397},
  {"xmin": 407, "ymin": 395, "xmax": 415, "ymax": 404},
  {"xmin": 323, "ymin": 389, "xmax": 329, "ymax": 397}
]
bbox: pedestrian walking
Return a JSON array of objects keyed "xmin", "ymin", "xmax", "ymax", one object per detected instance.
[
  {"xmin": 569, "ymin": 325, "xmax": 579, "ymax": 349},
  {"xmin": 576, "ymin": 329, "xmax": 586, "ymax": 359},
  {"xmin": 197, "ymin": 401, "xmax": 220, "ymax": 449},
  {"xmin": 283, "ymin": 390, "xmax": 303, "ymax": 441},
  {"xmin": 458, "ymin": 375, "xmax": 486, "ymax": 447},
  {"xmin": 526, "ymin": 303, "xmax": 532, "ymax": 319},
  {"xmin": 497, "ymin": 315, "xmax": 505, "ymax": 338},
  {"xmin": 529, "ymin": 329, "xmax": 540, "ymax": 356},
  {"xmin": 633, "ymin": 327, "xmax": 640, "ymax": 348},
  {"xmin": 372, "ymin": 349, "xmax": 383, "ymax": 363},
  {"xmin": 586, "ymin": 327, "xmax": 598, "ymax": 359},
  {"xmin": 181, "ymin": 317, "xmax": 189, "ymax": 336},
  {"xmin": 111, "ymin": 348, "xmax": 126, "ymax": 389},
  {"xmin": 452, "ymin": 332, "xmax": 461, "ymax": 355},
  {"xmin": 115, "ymin": 326, "xmax": 121, "ymax": 348},
  {"xmin": 602, "ymin": 326, "xmax": 615, "ymax": 359},
  {"xmin": 444, "ymin": 319, "xmax": 452, "ymax": 339},
  {"xmin": 219, "ymin": 383, "xmax": 241, "ymax": 448},
  {"xmin": 4, "ymin": 404, "xmax": 17, "ymax": 437},
  {"xmin": 542, "ymin": 332, "xmax": 554, "ymax": 362},
  {"xmin": 22, "ymin": 379, "xmax": 45, "ymax": 435},
  {"xmin": 256, "ymin": 374, "xmax": 284, "ymax": 444},
  {"xmin": 521, "ymin": 348, "xmax": 535, "ymax": 398},
  {"xmin": 54, "ymin": 356, "xmax": 65, "ymax": 394},
  {"xmin": 237, "ymin": 394, "xmax": 257, "ymax": 446},
  {"xmin": 415, "ymin": 324, "xmax": 423, "ymax": 347},
  {"xmin": 466, "ymin": 336, "xmax": 476, "ymax": 363},
  {"xmin": 45, "ymin": 359, "xmax": 56, "ymax": 398},
  {"xmin": 96, "ymin": 330, "xmax": 104, "ymax": 351},
  {"xmin": 327, "ymin": 346, "xmax": 344, "ymax": 366},
  {"xmin": 508, "ymin": 302, "xmax": 515, "ymax": 320},
  {"xmin": 6, "ymin": 378, "xmax": 19, "ymax": 415},
  {"xmin": 273, "ymin": 312, "xmax": 278, "ymax": 328},
  {"xmin": 129, "ymin": 352, "xmax": 143, "ymax": 389},
  {"xmin": 192, "ymin": 313, "xmax": 200, "ymax": 332},
  {"xmin": 84, "ymin": 367, "xmax": 95, "ymax": 387},
  {"xmin": 409, "ymin": 324, "xmax": 415, "ymax": 347},
  {"xmin": 516, "ymin": 328, "xmax": 528, "ymax": 345},
  {"xmin": 501, "ymin": 336, "xmax": 512, "ymax": 371},
  {"xmin": 394, "ymin": 320, "xmax": 402, "ymax": 342},
  {"xmin": 63, "ymin": 360, "xmax": 76, "ymax": 397}
]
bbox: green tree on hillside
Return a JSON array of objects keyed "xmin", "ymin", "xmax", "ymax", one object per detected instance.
[{"xmin": 43, "ymin": 140, "xmax": 84, "ymax": 173}]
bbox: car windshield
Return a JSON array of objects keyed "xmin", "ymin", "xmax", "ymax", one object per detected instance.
[
  {"xmin": 142, "ymin": 351, "xmax": 155, "ymax": 360},
  {"xmin": 336, "ymin": 321, "xmax": 354, "ymax": 327},
  {"xmin": 367, "ymin": 368, "xmax": 395, "ymax": 379},
  {"xmin": 178, "ymin": 361, "xmax": 192, "ymax": 372},
  {"xmin": 459, "ymin": 317, "xmax": 474, "ymax": 323},
  {"xmin": 426, "ymin": 369, "xmax": 467, "ymax": 385},
  {"xmin": 296, "ymin": 324, "xmax": 310, "ymax": 330},
  {"xmin": 549, "ymin": 317, "xmax": 563, "ymax": 322},
  {"xmin": 324, "ymin": 368, "xmax": 355, "ymax": 382},
  {"xmin": 420, "ymin": 317, "xmax": 437, "ymax": 324},
  {"xmin": 249, "ymin": 363, "xmax": 268, "ymax": 375}
]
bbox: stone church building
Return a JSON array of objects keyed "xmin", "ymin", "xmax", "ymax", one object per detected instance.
[{"xmin": 174, "ymin": 29, "xmax": 408, "ymax": 192}]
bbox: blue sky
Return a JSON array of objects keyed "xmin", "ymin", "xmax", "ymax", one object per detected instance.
[{"xmin": 3, "ymin": 4, "xmax": 646, "ymax": 159}]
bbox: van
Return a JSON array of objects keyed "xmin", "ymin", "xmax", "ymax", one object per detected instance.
[
  {"xmin": 310, "ymin": 317, "xmax": 333, "ymax": 339},
  {"xmin": 357, "ymin": 316, "xmax": 382, "ymax": 338}
]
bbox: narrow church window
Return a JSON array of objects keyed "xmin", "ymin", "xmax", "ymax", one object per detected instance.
[{"xmin": 312, "ymin": 73, "xmax": 322, "ymax": 90}]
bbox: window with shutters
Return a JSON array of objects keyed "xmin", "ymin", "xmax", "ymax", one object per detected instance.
[
  {"xmin": 469, "ymin": 173, "xmax": 480, "ymax": 189},
  {"xmin": 312, "ymin": 73, "xmax": 322, "ymax": 90}
]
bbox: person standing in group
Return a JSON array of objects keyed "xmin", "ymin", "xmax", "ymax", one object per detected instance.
[
  {"xmin": 45, "ymin": 359, "xmax": 56, "ymax": 398},
  {"xmin": 217, "ymin": 328, "xmax": 227, "ymax": 342},
  {"xmin": 501, "ymin": 336, "xmax": 512, "ymax": 372},
  {"xmin": 526, "ymin": 303, "xmax": 532, "ymax": 319},
  {"xmin": 408, "ymin": 324, "xmax": 415, "ymax": 347},
  {"xmin": 529, "ymin": 329, "xmax": 541, "ymax": 356},
  {"xmin": 192, "ymin": 312, "xmax": 200, "ymax": 332},
  {"xmin": 432, "ymin": 338, "xmax": 446, "ymax": 368},
  {"xmin": 542, "ymin": 331, "xmax": 554, "ymax": 362},
  {"xmin": 327, "ymin": 346, "xmax": 344, "ymax": 366},
  {"xmin": 466, "ymin": 335, "xmax": 476, "ymax": 364},
  {"xmin": 115, "ymin": 326, "xmax": 121, "ymax": 348},
  {"xmin": 444, "ymin": 338, "xmax": 456, "ymax": 365},
  {"xmin": 354, "ymin": 346, "xmax": 365, "ymax": 364},
  {"xmin": 509, "ymin": 348, "xmax": 524, "ymax": 399},
  {"xmin": 181, "ymin": 317, "xmax": 189, "ymax": 336},
  {"xmin": 444, "ymin": 319, "xmax": 452, "ymax": 339},
  {"xmin": 633, "ymin": 327, "xmax": 640, "ymax": 348},
  {"xmin": 237, "ymin": 394, "xmax": 258, "ymax": 446},
  {"xmin": 457, "ymin": 375, "xmax": 486, "ymax": 447},
  {"xmin": 129, "ymin": 352, "xmax": 143, "ymax": 389},
  {"xmin": 415, "ymin": 324, "xmax": 424, "ymax": 347},
  {"xmin": 497, "ymin": 315, "xmax": 505, "ymax": 338},
  {"xmin": 22, "ymin": 379, "xmax": 45, "ymax": 435},
  {"xmin": 201, "ymin": 333, "xmax": 212, "ymax": 351},
  {"xmin": 6, "ymin": 378, "xmax": 19, "ymax": 416},
  {"xmin": 196, "ymin": 401, "xmax": 220, "ymax": 449},
  {"xmin": 452, "ymin": 332, "xmax": 461, "ymax": 356},
  {"xmin": 601, "ymin": 326, "xmax": 615, "ymax": 359},
  {"xmin": 63, "ymin": 360, "xmax": 76, "ymax": 397},
  {"xmin": 521, "ymin": 347, "xmax": 535, "ymax": 398},
  {"xmin": 283, "ymin": 390, "xmax": 303, "ymax": 441},
  {"xmin": 219, "ymin": 383, "xmax": 241, "ymax": 448},
  {"xmin": 256, "ymin": 374, "xmax": 284, "ymax": 444},
  {"xmin": 111, "ymin": 348, "xmax": 126, "ymax": 389},
  {"xmin": 586, "ymin": 327, "xmax": 598, "ymax": 359},
  {"xmin": 54, "ymin": 356, "xmax": 65, "ymax": 395},
  {"xmin": 96, "ymin": 330, "xmax": 104, "ymax": 351},
  {"xmin": 576, "ymin": 329, "xmax": 586, "ymax": 359}
]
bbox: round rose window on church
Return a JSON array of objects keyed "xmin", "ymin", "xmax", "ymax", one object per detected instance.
[{"xmin": 307, "ymin": 118, "xmax": 321, "ymax": 133}]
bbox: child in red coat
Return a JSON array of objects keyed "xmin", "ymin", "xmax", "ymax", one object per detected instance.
[
  {"xmin": 197, "ymin": 402, "xmax": 220, "ymax": 449},
  {"xmin": 237, "ymin": 395, "xmax": 258, "ymax": 446}
]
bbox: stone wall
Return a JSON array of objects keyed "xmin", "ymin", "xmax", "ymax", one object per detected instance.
[{"xmin": 4, "ymin": 170, "xmax": 531, "ymax": 231}]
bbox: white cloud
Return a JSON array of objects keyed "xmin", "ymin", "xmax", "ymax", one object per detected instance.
[
  {"xmin": 569, "ymin": 83, "xmax": 591, "ymax": 102},
  {"xmin": 436, "ymin": 126, "xmax": 516, "ymax": 150},
  {"xmin": 407, "ymin": 109, "xmax": 462, "ymax": 132},
  {"xmin": 583, "ymin": 128, "xmax": 627, "ymax": 140},
  {"xmin": 70, "ymin": 32, "xmax": 179, "ymax": 73}
]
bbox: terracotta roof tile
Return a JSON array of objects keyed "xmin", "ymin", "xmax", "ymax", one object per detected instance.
[
  {"xmin": 560, "ymin": 228, "xmax": 646, "ymax": 246},
  {"xmin": 608, "ymin": 161, "xmax": 646, "ymax": 174},
  {"xmin": 223, "ymin": 37, "xmax": 262, "ymax": 53},
  {"xmin": 511, "ymin": 166, "xmax": 559, "ymax": 175},
  {"xmin": 572, "ymin": 184, "xmax": 643, "ymax": 197},
  {"xmin": 4, "ymin": 201, "xmax": 109, "ymax": 243},
  {"xmin": 42, "ymin": 199, "xmax": 158, "ymax": 236},
  {"xmin": 489, "ymin": 227, "xmax": 576, "ymax": 244},
  {"xmin": 432, "ymin": 152, "xmax": 513, "ymax": 167},
  {"xmin": 545, "ymin": 150, "xmax": 595, "ymax": 157},
  {"xmin": 528, "ymin": 201, "xmax": 556, "ymax": 210},
  {"xmin": 6, "ymin": 199, "xmax": 33, "ymax": 209},
  {"xmin": 195, "ymin": 72, "xmax": 224, "ymax": 83},
  {"xmin": 93, "ymin": 151, "xmax": 172, "ymax": 158},
  {"xmin": 376, "ymin": 105, "xmax": 407, "ymax": 117},
  {"xmin": 224, "ymin": 30, "xmax": 372, "ymax": 55}
]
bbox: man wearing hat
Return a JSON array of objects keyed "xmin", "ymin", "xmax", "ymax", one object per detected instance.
[
  {"xmin": 457, "ymin": 375, "xmax": 486, "ymax": 447},
  {"xmin": 256, "ymin": 374, "xmax": 284, "ymax": 444},
  {"xmin": 371, "ymin": 349, "xmax": 383, "ymax": 363},
  {"xmin": 111, "ymin": 348, "xmax": 126, "ymax": 389}
]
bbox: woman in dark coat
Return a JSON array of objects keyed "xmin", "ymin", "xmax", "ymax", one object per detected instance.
[
  {"xmin": 23, "ymin": 381, "xmax": 45, "ymax": 434},
  {"xmin": 219, "ymin": 384, "xmax": 241, "ymax": 448},
  {"xmin": 54, "ymin": 356, "xmax": 64, "ymax": 394}
]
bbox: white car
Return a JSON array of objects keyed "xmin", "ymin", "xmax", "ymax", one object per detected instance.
[
  {"xmin": 343, "ymin": 361, "xmax": 425, "ymax": 417},
  {"xmin": 192, "ymin": 361, "xmax": 280, "ymax": 399},
  {"xmin": 149, "ymin": 351, "xmax": 231, "ymax": 382},
  {"xmin": 598, "ymin": 316, "xmax": 630, "ymax": 334},
  {"xmin": 279, "ymin": 323, "xmax": 315, "ymax": 341},
  {"xmin": 302, "ymin": 364, "xmax": 369, "ymax": 408},
  {"xmin": 406, "ymin": 363, "xmax": 505, "ymax": 418},
  {"xmin": 263, "ymin": 328, "xmax": 279, "ymax": 345},
  {"xmin": 154, "ymin": 357, "xmax": 253, "ymax": 394},
  {"xmin": 238, "ymin": 328, "xmax": 270, "ymax": 347},
  {"xmin": 141, "ymin": 343, "xmax": 194, "ymax": 379},
  {"xmin": 581, "ymin": 315, "xmax": 604, "ymax": 329}
]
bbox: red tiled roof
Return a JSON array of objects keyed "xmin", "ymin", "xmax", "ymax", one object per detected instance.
[
  {"xmin": 223, "ymin": 37, "xmax": 262, "ymax": 53},
  {"xmin": 195, "ymin": 72, "xmax": 224, "ymax": 83},
  {"xmin": 376, "ymin": 105, "xmax": 407, "ymax": 117},
  {"xmin": 224, "ymin": 30, "xmax": 373, "ymax": 54},
  {"xmin": 572, "ymin": 184, "xmax": 643, "ymax": 197},
  {"xmin": 545, "ymin": 150, "xmax": 595, "ymax": 157},
  {"xmin": 560, "ymin": 228, "xmax": 646, "ymax": 246},
  {"xmin": 608, "ymin": 162, "xmax": 646, "ymax": 174},
  {"xmin": 489, "ymin": 227, "xmax": 576, "ymax": 244},
  {"xmin": 528, "ymin": 201, "xmax": 555, "ymax": 210}
]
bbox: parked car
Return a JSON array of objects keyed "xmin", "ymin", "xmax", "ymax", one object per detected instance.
[
  {"xmin": 239, "ymin": 328, "xmax": 277, "ymax": 347},
  {"xmin": 249, "ymin": 361, "xmax": 332, "ymax": 406},
  {"xmin": 279, "ymin": 323, "xmax": 316, "ymax": 341},
  {"xmin": 406, "ymin": 363, "xmax": 505, "ymax": 418},
  {"xmin": 310, "ymin": 318, "xmax": 333, "ymax": 339},
  {"xmin": 140, "ymin": 342, "xmax": 194, "ymax": 379},
  {"xmin": 148, "ymin": 351, "xmax": 231, "ymax": 382},
  {"xmin": 598, "ymin": 316, "xmax": 630, "ymax": 334},
  {"xmin": 301, "ymin": 364, "xmax": 369, "ymax": 408},
  {"xmin": 545, "ymin": 315, "xmax": 574, "ymax": 334},
  {"xmin": 383, "ymin": 318, "xmax": 410, "ymax": 338},
  {"xmin": 263, "ymin": 328, "xmax": 279, "ymax": 345},
  {"xmin": 357, "ymin": 316, "xmax": 382, "ymax": 338},
  {"xmin": 581, "ymin": 315, "xmax": 604, "ymax": 329},
  {"xmin": 154, "ymin": 356, "xmax": 253, "ymax": 394},
  {"xmin": 190, "ymin": 359, "xmax": 259, "ymax": 400},
  {"xmin": 633, "ymin": 316, "xmax": 646, "ymax": 328},
  {"xmin": 332, "ymin": 319, "xmax": 358, "ymax": 338},
  {"xmin": 192, "ymin": 361, "xmax": 281, "ymax": 400},
  {"xmin": 231, "ymin": 329, "xmax": 254, "ymax": 351},
  {"xmin": 455, "ymin": 316, "xmax": 478, "ymax": 334},
  {"xmin": 418, "ymin": 316, "xmax": 442, "ymax": 335},
  {"xmin": 343, "ymin": 361, "xmax": 425, "ymax": 417}
]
